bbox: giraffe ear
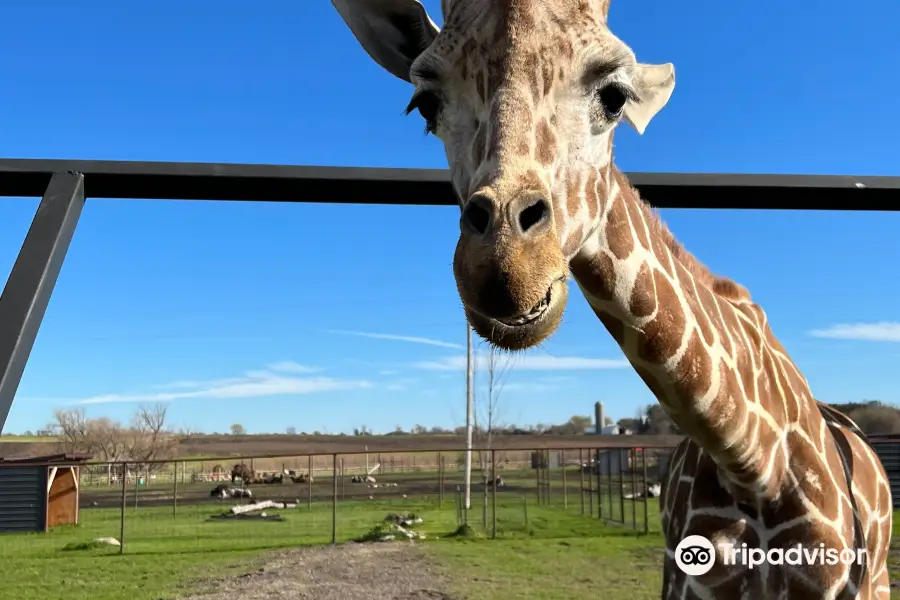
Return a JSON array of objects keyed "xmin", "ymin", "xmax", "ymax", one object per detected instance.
[
  {"xmin": 623, "ymin": 63, "xmax": 675, "ymax": 135},
  {"xmin": 331, "ymin": 0, "xmax": 440, "ymax": 83}
]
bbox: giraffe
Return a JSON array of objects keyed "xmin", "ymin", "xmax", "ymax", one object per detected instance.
[{"xmin": 331, "ymin": 0, "xmax": 893, "ymax": 597}]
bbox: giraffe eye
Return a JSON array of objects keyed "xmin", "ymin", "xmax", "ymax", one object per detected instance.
[
  {"xmin": 405, "ymin": 91, "xmax": 442, "ymax": 134},
  {"xmin": 596, "ymin": 84, "xmax": 631, "ymax": 119}
]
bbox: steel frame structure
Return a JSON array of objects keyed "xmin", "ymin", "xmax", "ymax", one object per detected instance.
[{"xmin": 1, "ymin": 158, "xmax": 898, "ymax": 433}]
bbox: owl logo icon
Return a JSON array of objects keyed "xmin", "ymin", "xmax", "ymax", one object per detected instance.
[{"xmin": 675, "ymin": 535, "xmax": 716, "ymax": 576}]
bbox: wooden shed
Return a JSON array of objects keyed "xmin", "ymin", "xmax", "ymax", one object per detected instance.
[{"xmin": 0, "ymin": 452, "xmax": 92, "ymax": 533}]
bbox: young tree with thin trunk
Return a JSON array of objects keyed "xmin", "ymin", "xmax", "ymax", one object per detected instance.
[{"xmin": 473, "ymin": 345, "xmax": 511, "ymax": 527}]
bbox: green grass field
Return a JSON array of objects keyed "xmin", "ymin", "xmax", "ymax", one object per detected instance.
[{"xmin": 1, "ymin": 493, "xmax": 898, "ymax": 600}]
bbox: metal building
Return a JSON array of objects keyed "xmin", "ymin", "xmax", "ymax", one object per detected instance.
[
  {"xmin": 593, "ymin": 449, "xmax": 632, "ymax": 476},
  {"xmin": 869, "ymin": 434, "xmax": 900, "ymax": 508},
  {"xmin": 0, "ymin": 452, "xmax": 92, "ymax": 533}
]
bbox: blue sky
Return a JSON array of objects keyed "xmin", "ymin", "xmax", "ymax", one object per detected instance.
[{"xmin": 1, "ymin": 0, "xmax": 899, "ymax": 435}]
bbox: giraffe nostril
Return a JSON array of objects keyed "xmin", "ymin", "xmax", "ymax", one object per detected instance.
[
  {"xmin": 517, "ymin": 196, "xmax": 551, "ymax": 234},
  {"xmin": 461, "ymin": 194, "xmax": 493, "ymax": 235}
]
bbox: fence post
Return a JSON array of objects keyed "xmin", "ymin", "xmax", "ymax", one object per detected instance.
[
  {"xmin": 579, "ymin": 449, "xmax": 585, "ymax": 515},
  {"xmin": 546, "ymin": 449, "xmax": 551, "ymax": 506},
  {"xmin": 587, "ymin": 450, "xmax": 593, "ymax": 517},
  {"xmin": 522, "ymin": 494, "xmax": 528, "ymax": 528},
  {"xmin": 490, "ymin": 449, "xmax": 497, "ymax": 539},
  {"xmin": 642, "ymin": 450, "xmax": 649, "ymax": 534},
  {"xmin": 561, "ymin": 450, "xmax": 567, "ymax": 511},
  {"xmin": 438, "ymin": 453, "xmax": 444, "ymax": 508},
  {"xmin": 331, "ymin": 454, "xmax": 338, "ymax": 545},
  {"xmin": 339, "ymin": 458, "xmax": 345, "ymax": 501},
  {"xmin": 307, "ymin": 455, "xmax": 313, "ymax": 510},
  {"xmin": 606, "ymin": 450, "xmax": 612, "ymax": 520},
  {"xmin": 535, "ymin": 454, "xmax": 541, "ymax": 505},
  {"xmin": 172, "ymin": 461, "xmax": 178, "ymax": 517},
  {"xmin": 119, "ymin": 462, "xmax": 127, "ymax": 554},
  {"xmin": 631, "ymin": 448, "xmax": 637, "ymax": 530},
  {"xmin": 594, "ymin": 448, "xmax": 596, "ymax": 519},
  {"xmin": 133, "ymin": 468, "xmax": 140, "ymax": 509},
  {"xmin": 618, "ymin": 450, "xmax": 625, "ymax": 524}
]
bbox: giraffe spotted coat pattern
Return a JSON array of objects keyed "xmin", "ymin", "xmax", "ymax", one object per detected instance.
[{"xmin": 331, "ymin": 1, "xmax": 893, "ymax": 597}]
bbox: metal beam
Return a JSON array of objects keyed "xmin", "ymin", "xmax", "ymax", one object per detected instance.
[
  {"xmin": 0, "ymin": 172, "xmax": 85, "ymax": 433},
  {"xmin": 0, "ymin": 158, "xmax": 897, "ymax": 210}
]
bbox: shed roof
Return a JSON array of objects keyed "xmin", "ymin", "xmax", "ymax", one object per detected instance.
[{"xmin": 0, "ymin": 452, "xmax": 93, "ymax": 464}]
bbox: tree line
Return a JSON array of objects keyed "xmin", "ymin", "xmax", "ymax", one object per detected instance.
[{"xmin": 44, "ymin": 404, "xmax": 177, "ymax": 472}]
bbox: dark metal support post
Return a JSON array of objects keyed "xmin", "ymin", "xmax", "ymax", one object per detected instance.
[
  {"xmin": 596, "ymin": 449, "xmax": 602, "ymax": 519},
  {"xmin": 438, "ymin": 453, "xmax": 444, "ymax": 507},
  {"xmin": 331, "ymin": 454, "xmax": 338, "ymax": 544},
  {"xmin": 0, "ymin": 172, "xmax": 85, "ymax": 433},
  {"xmin": 561, "ymin": 450, "xmax": 567, "ymax": 510},
  {"xmin": 579, "ymin": 449, "xmax": 585, "ymax": 515},
  {"xmin": 642, "ymin": 451, "xmax": 650, "ymax": 534},
  {"xmin": 619, "ymin": 451, "xmax": 625, "ymax": 523},
  {"xmin": 631, "ymin": 449, "xmax": 637, "ymax": 529},
  {"xmin": 587, "ymin": 451, "xmax": 594, "ymax": 517},
  {"xmin": 490, "ymin": 449, "xmax": 497, "ymax": 539},
  {"xmin": 607, "ymin": 451, "xmax": 613, "ymax": 520},
  {"xmin": 173, "ymin": 461, "xmax": 178, "ymax": 517},
  {"xmin": 119, "ymin": 462, "xmax": 127, "ymax": 554},
  {"xmin": 307, "ymin": 455, "xmax": 313, "ymax": 509}
]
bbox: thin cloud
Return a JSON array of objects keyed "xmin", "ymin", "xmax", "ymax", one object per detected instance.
[
  {"xmin": 379, "ymin": 370, "xmax": 400, "ymax": 376},
  {"xmin": 328, "ymin": 329, "xmax": 464, "ymax": 349},
  {"xmin": 385, "ymin": 377, "xmax": 417, "ymax": 392},
  {"xmin": 808, "ymin": 322, "xmax": 900, "ymax": 342},
  {"xmin": 267, "ymin": 361, "xmax": 321, "ymax": 373},
  {"xmin": 73, "ymin": 367, "xmax": 372, "ymax": 405},
  {"xmin": 153, "ymin": 377, "xmax": 246, "ymax": 390},
  {"xmin": 412, "ymin": 354, "xmax": 629, "ymax": 371}
]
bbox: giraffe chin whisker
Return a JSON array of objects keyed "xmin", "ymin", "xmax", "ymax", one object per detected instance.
[
  {"xmin": 495, "ymin": 286, "xmax": 553, "ymax": 326},
  {"xmin": 464, "ymin": 277, "xmax": 568, "ymax": 352}
]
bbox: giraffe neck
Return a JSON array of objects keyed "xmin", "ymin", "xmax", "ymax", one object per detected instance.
[{"xmin": 569, "ymin": 165, "xmax": 816, "ymax": 497}]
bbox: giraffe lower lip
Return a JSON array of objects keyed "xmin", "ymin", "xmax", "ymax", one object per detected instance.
[{"xmin": 495, "ymin": 286, "xmax": 554, "ymax": 327}]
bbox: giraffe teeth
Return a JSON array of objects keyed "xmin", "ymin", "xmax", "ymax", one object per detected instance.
[{"xmin": 498, "ymin": 288, "xmax": 553, "ymax": 326}]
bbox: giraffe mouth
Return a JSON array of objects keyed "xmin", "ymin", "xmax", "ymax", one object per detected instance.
[
  {"xmin": 494, "ymin": 279, "xmax": 560, "ymax": 327},
  {"xmin": 462, "ymin": 276, "xmax": 568, "ymax": 351}
]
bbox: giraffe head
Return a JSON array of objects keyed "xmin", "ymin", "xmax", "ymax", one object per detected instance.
[{"xmin": 333, "ymin": 0, "xmax": 674, "ymax": 350}]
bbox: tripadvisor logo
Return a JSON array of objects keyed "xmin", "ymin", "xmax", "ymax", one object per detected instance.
[
  {"xmin": 675, "ymin": 535, "xmax": 716, "ymax": 576},
  {"xmin": 674, "ymin": 535, "xmax": 866, "ymax": 576}
]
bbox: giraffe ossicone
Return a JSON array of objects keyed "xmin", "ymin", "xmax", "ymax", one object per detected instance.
[{"xmin": 332, "ymin": 1, "xmax": 892, "ymax": 598}]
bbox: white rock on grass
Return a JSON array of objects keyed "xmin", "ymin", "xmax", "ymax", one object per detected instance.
[{"xmin": 93, "ymin": 537, "xmax": 121, "ymax": 547}]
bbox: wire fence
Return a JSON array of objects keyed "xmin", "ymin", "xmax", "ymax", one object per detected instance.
[{"xmin": 9, "ymin": 443, "xmax": 681, "ymax": 553}]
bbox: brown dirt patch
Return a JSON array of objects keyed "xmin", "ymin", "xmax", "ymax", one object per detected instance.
[{"xmin": 180, "ymin": 542, "xmax": 460, "ymax": 600}]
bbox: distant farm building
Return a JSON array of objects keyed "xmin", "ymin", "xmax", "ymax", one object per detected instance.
[
  {"xmin": 0, "ymin": 452, "xmax": 92, "ymax": 533},
  {"xmin": 583, "ymin": 424, "xmax": 633, "ymax": 435}
]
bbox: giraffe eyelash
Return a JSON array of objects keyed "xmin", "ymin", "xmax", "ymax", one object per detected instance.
[
  {"xmin": 405, "ymin": 91, "xmax": 442, "ymax": 135},
  {"xmin": 596, "ymin": 82, "xmax": 641, "ymax": 105}
]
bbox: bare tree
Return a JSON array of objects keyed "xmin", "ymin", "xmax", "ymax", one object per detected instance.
[
  {"xmin": 473, "ymin": 345, "xmax": 511, "ymax": 529},
  {"xmin": 52, "ymin": 408, "xmax": 90, "ymax": 453},
  {"xmin": 474, "ymin": 346, "xmax": 511, "ymax": 474},
  {"xmin": 128, "ymin": 403, "xmax": 176, "ymax": 474},
  {"xmin": 51, "ymin": 403, "xmax": 176, "ymax": 483}
]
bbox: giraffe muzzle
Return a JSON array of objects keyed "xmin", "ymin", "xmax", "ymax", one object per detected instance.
[
  {"xmin": 494, "ymin": 281, "xmax": 556, "ymax": 326},
  {"xmin": 461, "ymin": 275, "xmax": 569, "ymax": 351}
]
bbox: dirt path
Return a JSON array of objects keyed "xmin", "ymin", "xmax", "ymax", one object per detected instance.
[{"xmin": 181, "ymin": 542, "xmax": 460, "ymax": 600}]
